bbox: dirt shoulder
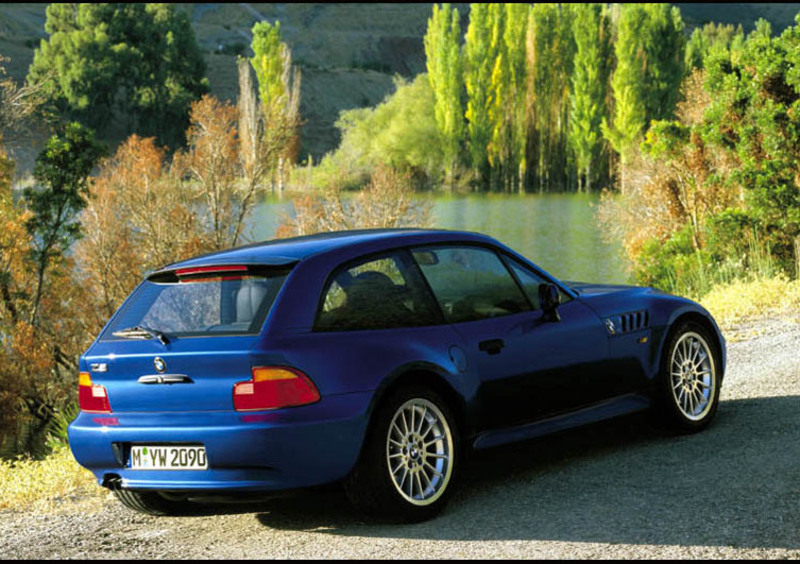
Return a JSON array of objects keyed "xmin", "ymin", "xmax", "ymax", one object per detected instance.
[{"xmin": 1, "ymin": 315, "xmax": 799, "ymax": 559}]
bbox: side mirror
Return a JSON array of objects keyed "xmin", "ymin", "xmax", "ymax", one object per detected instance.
[{"xmin": 538, "ymin": 283, "xmax": 561, "ymax": 322}]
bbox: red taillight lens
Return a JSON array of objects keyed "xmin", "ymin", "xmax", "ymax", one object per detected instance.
[
  {"xmin": 233, "ymin": 367, "xmax": 320, "ymax": 412},
  {"xmin": 79, "ymin": 372, "xmax": 112, "ymax": 414}
]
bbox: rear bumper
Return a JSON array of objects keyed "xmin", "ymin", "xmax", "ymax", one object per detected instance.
[{"xmin": 68, "ymin": 391, "xmax": 372, "ymax": 492}]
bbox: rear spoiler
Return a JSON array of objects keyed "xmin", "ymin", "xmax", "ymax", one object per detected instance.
[{"xmin": 148, "ymin": 262, "xmax": 297, "ymax": 283}]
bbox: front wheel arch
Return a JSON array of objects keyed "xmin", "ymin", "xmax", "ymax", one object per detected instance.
[{"xmin": 661, "ymin": 312, "xmax": 725, "ymax": 381}]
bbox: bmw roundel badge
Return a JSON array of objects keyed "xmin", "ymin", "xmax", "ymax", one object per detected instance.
[{"xmin": 153, "ymin": 357, "xmax": 167, "ymax": 373}]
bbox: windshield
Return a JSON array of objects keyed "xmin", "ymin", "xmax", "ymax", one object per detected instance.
[{"xmin": 103, "ymin": 266, "xmax": 291, "ymax": 340}]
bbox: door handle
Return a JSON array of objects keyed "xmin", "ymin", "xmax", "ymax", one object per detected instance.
[{"xmin": 478, "ymin": 339, "xmax": 505, "ymax": 355}]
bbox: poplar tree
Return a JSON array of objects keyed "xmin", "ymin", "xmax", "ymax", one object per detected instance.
[
  {"xmin": 486, "ymin": 3, "xmax": 509, "ymax": 189},
  {"xmin": 642, "ymin": 4, "xmax": 685, "ymax": 122},
  {"xmin": 250, "ymin": 21, "xmax": 302, "ymax": 194},
  {"xmin": 603, "ymin": 4, "xmax": 649, "ymax": 165},
  {"xmin": 525, "ymin": 4, "xmax": 574, "ymax": 191},
  {"xmin": 569, "ymin": 3, "xmax": 612, "ymax": 192},
  {"xmin": 464, "ymin": 3, "xmax": 494, "ymax": 182},
  {"xmin": 504, "ymin": 3, "xmax": 529, "ymax": 191},
  {"xmin": 604, "ymin": 4, "xmax": 684, "ymax": 188},
  {"xmin": 424, "ymin": 4, "xmax": 464, "ymax": 184}
]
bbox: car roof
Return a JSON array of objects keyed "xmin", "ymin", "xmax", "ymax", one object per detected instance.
[{"xmin": 155, "ymin": 228, "xmax": 498, "ymax": 273}]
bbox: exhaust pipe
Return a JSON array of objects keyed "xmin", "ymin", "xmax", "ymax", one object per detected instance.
[{"xmin": 101, "ymin": 474, "xmax": 122, "ymax": 490}]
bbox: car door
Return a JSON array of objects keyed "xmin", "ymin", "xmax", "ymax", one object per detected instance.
[{"xmin": 411, "ymin": 245, "xmax": 612, "ymax": 430}]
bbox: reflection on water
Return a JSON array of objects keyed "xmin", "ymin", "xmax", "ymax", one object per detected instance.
[{"xmin": 249, "ymin": 192, "xmax": 630, "ymax": 284}]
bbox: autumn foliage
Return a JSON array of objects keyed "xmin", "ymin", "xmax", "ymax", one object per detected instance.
[{"xmin": 276, "ymin": 165, "xmax": 432, "ymax": 238}]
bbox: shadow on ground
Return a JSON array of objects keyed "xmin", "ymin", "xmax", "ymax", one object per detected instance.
[{"xmin": 242, "ymin": 395, "xmax": 800, "ymax": 550}]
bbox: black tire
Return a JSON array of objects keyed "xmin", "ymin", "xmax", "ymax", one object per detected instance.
[
  {"xmin": 654, "ymin": 320, "xmax": 722, "ymax": 433},
  {"xmin": 344, "ymin": 385, "xmax": 460, "ymax": 523},
  {"xmin": 113, "ymin": 488, "xmax": 194, "ymax": 516}
]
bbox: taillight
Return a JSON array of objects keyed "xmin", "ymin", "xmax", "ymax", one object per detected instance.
[
  {"xmin": 79, "ymin": 372, "xmax": 112, "ymax": 413},
  {"xmin": 233, "ymin": 367, "xmax": 320, "ymax": 412}
]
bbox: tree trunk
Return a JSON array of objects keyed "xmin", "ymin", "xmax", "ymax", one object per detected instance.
[
  {"xmin": 586, "ymin": 161, "xmax": 592, "ymax": 193},
  {"xmin": 795, "ymin": 235, "xmax": 800, "ymax": 279}
]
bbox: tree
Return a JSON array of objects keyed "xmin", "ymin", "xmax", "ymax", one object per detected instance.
[
  {"xmin": 604, "ymin": 4, "xmax": 685, "ymax": 183},
  {"xmin": 525, "ymin": 4, "xmax": 575, "ymax": 191},
  {"xmin": 250, "ymin": 21, "xmax": 302, "ymax": 194},
  {"xmin": 504, "ymin": 3, "xmax": 529, "ymax": 191},
  {"xmin": 276, "ymin": 164, "xmax": 432, "ymax": 238},
  {"xmin": 24, "ymin": 122, "xmax": 104, "ymax": 327},
  {"xmin": 175, "ymin": 96, "xmax": 245, "ymax": 251},
  {"xmin": 569, "ymin": 4, "xmax": 612, "ymax": 192},
  {"xmin": 603, "ymin": 4, "xmax": 649, "ymax": 165},
  {"xmin": 486, "ymin": 3, "xmax": 508, "ymax": 186},
  {"xmin": 424, "ymin": 3, "xmax": 464, "ymax": 183},
  {"xmin": 685, "ymin": 23, "xmax": 745, "ymax": 71},
  {"xmin": 315, "ymin": 74, "xmax": 444, "ymax": 190},
  {"xmin": 0, "ymin": 56, "xmax": 48, "ymax": 150},
  {"xmin": 642, "ymin": 4, "xmax": 686, "ymax": 122},
  {"xmin": 76, "ymin": 135, "xmax": 208, "ymax": 324},
  {"xmin": 27, "ymin": 3, "xmax": 208, "ymax": 146},
  {"xmin": 464, "ymin": 3, "xmax": 494, "ymax": 181}
]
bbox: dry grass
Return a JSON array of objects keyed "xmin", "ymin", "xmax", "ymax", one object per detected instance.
[
  {"xmin": 0, "ymin": 447, "xmax": 105, "ymax": 512},
  {"xmin": 701, "ymin": 275, "xmax": 800, "ymax": 332}
]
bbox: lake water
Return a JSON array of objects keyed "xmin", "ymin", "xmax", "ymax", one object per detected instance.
[{"xmin": 249, "ymin": 193, "xmax": 630, "ymax": 285}]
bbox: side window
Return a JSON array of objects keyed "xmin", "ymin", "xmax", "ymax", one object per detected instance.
[
  {"xmin": 412, "ymin": 246, "xmax": 530, "ymax": 324},
  {"xmin": 505, "ymin": 256, "xmax": 573, "ymax": 309},
  {"xmin": 315, "ymin": 252, "xmax": 440, "ymax": 331}
]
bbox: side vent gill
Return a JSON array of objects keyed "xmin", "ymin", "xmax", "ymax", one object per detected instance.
[{"xmin": 606, "ymin": 310, "xmax": 649, "ymax": 336}]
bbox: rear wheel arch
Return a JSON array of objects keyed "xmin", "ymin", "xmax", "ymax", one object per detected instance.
[{"xmin": 365, "ymin": 366, "xmax": 469, "ymax": 450}]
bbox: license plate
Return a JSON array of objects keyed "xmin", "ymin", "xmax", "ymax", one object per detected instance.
[{"xmin": 129, "ymin": 445, "xmax": 208, "ymax": 470}]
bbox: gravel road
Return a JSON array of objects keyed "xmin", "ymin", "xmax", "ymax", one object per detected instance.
[{"xmin": 2, "ymin": 315, "xmax": 799, "ymax": 559}]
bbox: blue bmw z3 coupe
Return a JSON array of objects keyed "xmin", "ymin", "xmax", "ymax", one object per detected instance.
[{"xmin": 69, "ymin": 228, "xmax": 725, "ymax": 522}]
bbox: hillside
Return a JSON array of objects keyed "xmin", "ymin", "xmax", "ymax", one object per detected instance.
[{"xmin": 1, "ymin": 2, "xmax": 799, "ymax": 167}]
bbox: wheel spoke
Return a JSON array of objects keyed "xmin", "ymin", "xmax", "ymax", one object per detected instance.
[
  {"xmin": 690, "ymin": 339, "xmax": 701, "ymax": 364},
  {"xmin": 694, "ymin": 387, "xmax": 707, "ymax": 406},
  {"xmin": 415, "ymin": 473, "xmax": 424, "ymax": 500},
  {"xmin": 425, "ymin": 435, "xmax": 444, "ymax": 447},
  {"xmin": 423, "ymin": 461, "xmax": 443, "ymax": 477},
  {"xmin": 400, "ymin": 411, "xmax": 409, "ymax": 435},
  {"xmin": 420, "ymin": 467, "xmax": 433, "ymax": 490},
  {"xmin": 417, "ymin": 406, "xmax": 427, "ymax": 434},
  {"xmin": 398, "ymin": 467, "xmax": 409, "ymax": 487},
  {"xmin": 694, "ymin": 350, "xmax": 708, "ymax": 367},
  {"xmin": 421, "ymin": 420, "xmax": 435, "ymax": 440}
]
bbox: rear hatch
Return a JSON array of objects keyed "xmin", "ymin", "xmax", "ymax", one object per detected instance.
[{"xmin": 83, "ymin": 264, "xmax": 292, "ymax": 413}]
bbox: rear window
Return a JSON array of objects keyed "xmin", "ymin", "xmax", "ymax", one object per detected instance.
[{"xmin": 103, "ymin": 266, "xmax": 291, "ymax": 339}]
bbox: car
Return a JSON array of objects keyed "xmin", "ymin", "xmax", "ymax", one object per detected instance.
[{"xmin": 69, "ymin": 228, "xmax": 726, "ymax": 522}]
